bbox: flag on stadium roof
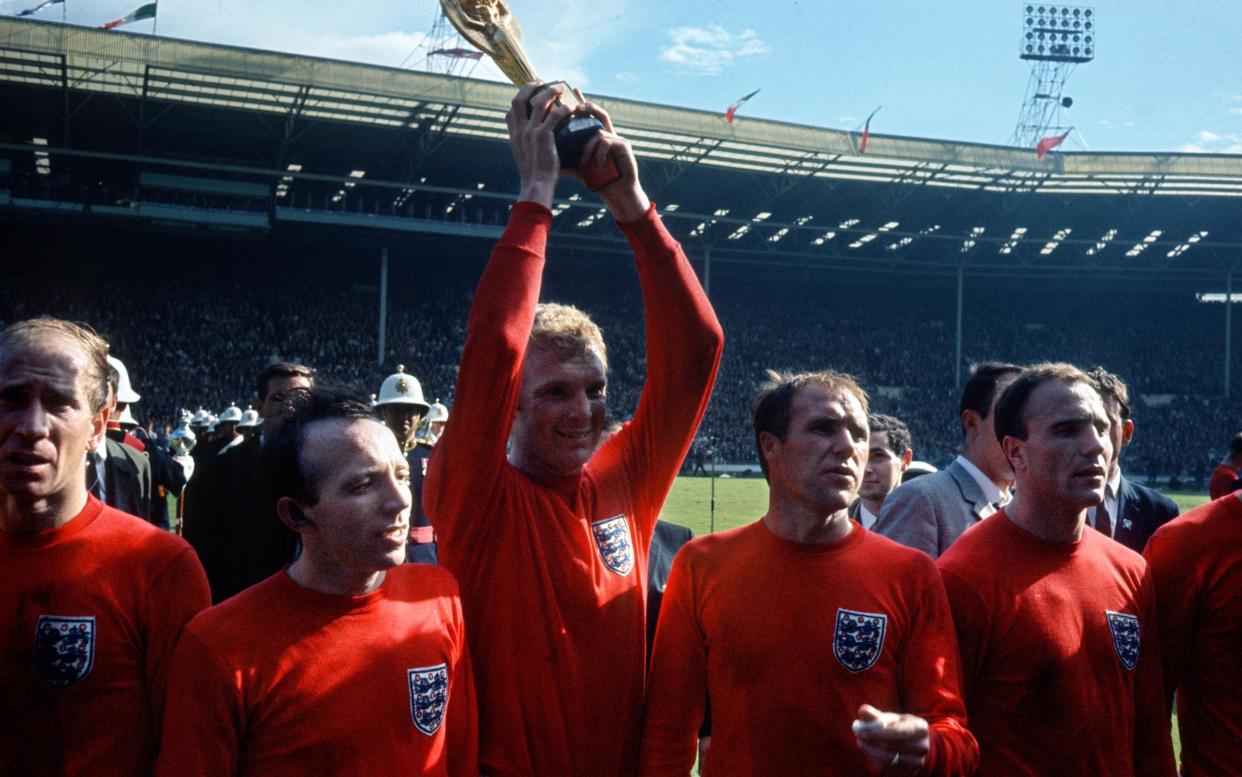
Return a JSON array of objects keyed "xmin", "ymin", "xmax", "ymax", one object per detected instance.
[
  {"xmin": 849, "ymin": 106, "xmax": 882, "ymax": 155},
  {"xmin": 17, "ymin": 0, "xmax": 62, "ymax": 16},
  {"xmin": 101, "ymin": 2, "xmax": 156, "ymax": 30},
  {"xmin": 1035, "ymin": 129, "xmax": 1073, "ymax": 162},
  {"xmin": 724, "ymin": 89, "xmax": 760, "ymax": 124}
]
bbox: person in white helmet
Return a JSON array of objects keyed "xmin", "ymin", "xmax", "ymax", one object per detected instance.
[
  {"xmin": 374, "ymin": 365, "xmax": 437, "ymax": 565},
  {"xmin": 424, "ymin": 400, "xmax": 449, "ymax": 445},
  {"xmin": 237, "ymin": 406, "xmax": 260, "ymax": 442},
  {"xmin": 215, "ymin": 403, "xmax": 244, "ymax": 456},
  {"xmin": 90, "ymin": 355, "xmax": 152, "ymax": 522}
]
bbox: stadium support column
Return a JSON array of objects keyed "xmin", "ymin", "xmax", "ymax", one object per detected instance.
[
  {"xmin": 955, "ymin": 265, "xmax": 964, "ymax": 390},
  {"xmin": 1226, "ymin": 270, "xmax": 1234, "ymax": 400},
  {"xmin": 378, "ymin": 246, "xmax": 389, "ymax": 366}
]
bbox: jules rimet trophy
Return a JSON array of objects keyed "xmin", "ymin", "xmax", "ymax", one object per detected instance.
[{"xmin": 440, "ymin": 0, "xmax": 619, "ymax": 189}]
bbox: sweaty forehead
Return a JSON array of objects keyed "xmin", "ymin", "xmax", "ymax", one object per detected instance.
[
  {"xmin": 0, "ymin": 340, "xmax": 87, "ymax": 390},
  {"xmin": 522, "ymin": 344, "xmax": 606, "ymax": 384},
  {"xmin": 792, "ymin": 383, "xmax": 866, "ymax": 425},
  {"xmin": 300, "ymin": 418, "xmax": 403, "ymax": 496}
]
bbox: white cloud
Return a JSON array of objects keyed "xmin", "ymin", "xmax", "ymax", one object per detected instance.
[
  {"xmin": 1097, "ymin": 119, "xmax": 1135, "ymax": 130},
  {"xmin": 1182, "ymin": 131, "xmax": 1242, "ymax": 154},
  {"xmin": 660, "ymin": 25, "xmax": 769, "ymax": 76}
]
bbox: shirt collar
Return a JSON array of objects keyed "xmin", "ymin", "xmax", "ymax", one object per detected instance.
[
  {"xmin": 858, "ymin": 501, "xmax": 879, "ymax": 531},
  {"xmin": 1106, "ymin": 470, "xmax": 1121, "ymax": 499},
  {"xmin": 955, "ymin": 454, "xmax": 1008, "ymax": 505}
]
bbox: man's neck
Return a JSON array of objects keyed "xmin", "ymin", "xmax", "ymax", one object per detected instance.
[
  {"xmin": 0, "ymin": 488, "xmax": 88, "ymax": 535},
  {"xmin": 861, "ymin": 495, "xmax": 885, "ymax": 517},
  {"xmin": 960, "ymin": 451, "xmax": 1013, "ymax": 492},
  {"xmin": 763, "ymin": 494, "xmax": 854, "ymax": 545},
  {"xmin": 1004, "ymin": 493, "xmax": 1086, "ymax": 543},
  {"xmin": 287, "ymin": 553, "xmax": 386, "ymax": 598}
]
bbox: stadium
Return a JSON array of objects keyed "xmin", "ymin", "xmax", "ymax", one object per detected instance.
[{"xmin": 3, "ymin": 15, "xmax": 1240, "ymax": 490}]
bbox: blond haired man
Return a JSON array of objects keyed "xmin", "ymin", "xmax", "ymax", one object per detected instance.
[
  {"xmin": 426, "ymin": 82, "xmax": 723, "ymax": 777},
  {"xmin": 0, "ymin": 317, "xmax": 209, "ymax": 775}
]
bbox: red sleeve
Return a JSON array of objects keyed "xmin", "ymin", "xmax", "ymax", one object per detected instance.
[
  {"xmin": 638, "ymin": 548, "xmax": 706, "ymax": 777},
  {"xmin": 937, "ymin": 563, "xmax": 988, "ymax": 709},
  {"xmin": 425, "ymin": 202, "xmax": 550, "ymax": 539},
  {"xmin": 447, "ymin": 593, "xmax": 480, "ymax": 777},
  {"xmin": 1143, "ymin": 527, "xmax": 1190, "ymax": 714},
  {"xmin": 898, "ymin": 563, "xmax": 979, "ymax": 777},
  {"xmin": 1132, "ymin": 568, "xmax": 1178, "ymax": 777},
  {"xmin": 600, "ymin": 206, "xmax": 724, "ymax": 539},
  {"xmin": 155, "ymin": 628, "xmax": 244, "ymax": 777},
  {"xmin": 144, "ymin": 544, "xmax": 211, "ymax": 733}
]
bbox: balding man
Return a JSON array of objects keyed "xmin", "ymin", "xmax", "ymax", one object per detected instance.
[{"xmin": 0, "ymin": 317, "xmax": 210, "ymax": 776}]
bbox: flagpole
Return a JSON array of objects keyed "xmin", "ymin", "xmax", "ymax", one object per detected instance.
[
  {"xmin": 62, "ymin": 0, "xmax": 66, "ymax": 21},
  {"xmin": 151, "ymin": 3, "xmax": 157, "ymax": 36}
]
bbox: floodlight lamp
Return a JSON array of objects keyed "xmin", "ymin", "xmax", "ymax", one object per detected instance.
[
  {"xmin": 1026, "ymin": 4, "xmax": 1034, "ymax": 11},
  {"xmin": 1085, "ymin": 8, "xmax": 1092, "ymax": 16}
]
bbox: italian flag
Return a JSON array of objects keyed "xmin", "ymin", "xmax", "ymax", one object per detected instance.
[{"xmin": 101, "ymin": 2, "xmax": 156, "ymax": 29}]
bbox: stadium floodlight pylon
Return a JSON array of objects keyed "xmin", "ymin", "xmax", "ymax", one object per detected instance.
[{"xmin": 1011, "ymin": 4, "xmax": 1096, "ymax": 148}]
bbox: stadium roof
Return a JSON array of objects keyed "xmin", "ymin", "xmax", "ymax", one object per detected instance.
[{"xmin": 2, "ymin": 17, "xmax": 1241, "ymax": 280}]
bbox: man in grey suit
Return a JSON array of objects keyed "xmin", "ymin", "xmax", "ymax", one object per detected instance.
[
  {"xmin": 873, "ymin": 362, "xmax": 1023, "ymax": 558},
  {"xmin": 1085, "ymin": 367, "xmax": 1178, "ymax": 553}
]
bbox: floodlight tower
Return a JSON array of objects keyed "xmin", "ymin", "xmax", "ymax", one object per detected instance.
[
  {"xmin": 1010, "ymin": 4, "xmax": 1096, "ymax": 147},
  {"xmin": 416, "ymin": 6, "xmax": 483, "ymax": 77}
]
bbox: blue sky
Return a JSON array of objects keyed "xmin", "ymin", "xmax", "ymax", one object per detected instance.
[{"xmin": 9, "ymin": 0, "xmax": 1241, "ymax": 153}]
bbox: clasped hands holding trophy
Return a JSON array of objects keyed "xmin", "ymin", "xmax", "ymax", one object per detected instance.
[{"xmin": 441, "ymin": 0, "xmax": 649, "ymax": 220}]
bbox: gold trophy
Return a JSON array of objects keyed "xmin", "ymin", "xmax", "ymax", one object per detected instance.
[{"xmin": 440, "ymin": 0, "xmax": 620, "ymax": 190}]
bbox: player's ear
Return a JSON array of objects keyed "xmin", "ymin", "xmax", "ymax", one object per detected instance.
[
  {"xmin": 1002, "ymin": 436, "xmax": 1024, "ymax": 474},
  {"xmin": 758, "ymin": 430, "xmax": 782, "ymax": 471},
  {"xmin": 1120, "ymin": 419, "xmax": 1135, "ymax": 447},
  {"xmin": 900, "ymin": 449, "xmax": 914, "ymax": 468},
  {"xmin": 276, "ymin": 498, "xmax": 314, "ymax": 533}
]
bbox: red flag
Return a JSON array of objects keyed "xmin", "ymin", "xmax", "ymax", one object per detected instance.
[
  {"xmin": 724, "ymin": 89, "xmax": 761, "ymax": 124},
  {"xmin": 856, "ymin": 106, "xmax": 881, "ymax": 154},
  {"xmin": 1035, "ymin": 129, "xmax": 1073, "ymax": 161}
]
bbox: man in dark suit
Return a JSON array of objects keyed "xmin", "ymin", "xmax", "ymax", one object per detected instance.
[
  {"xmin": 183, "ymin": 361, "xmax": 313, "ymax": 602},
  {"xmin": 1086, "ymin": 367, "xmax": 1178, "ymax": 553},
  {"xmin": 874, "ymin": 362, "xmax": 1023, "ymax": 558},
  {"xmin": 88, "ymin": 435, "xmax": 152, "ymax": 519},
  {"xmin": 86, "ymin": 355, "xmax": 153, "ymax": 520}
]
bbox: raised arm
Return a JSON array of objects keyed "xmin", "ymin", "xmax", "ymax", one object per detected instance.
[
  {"xmin": 576, "ymin": 99, "xmax": 725, "ymax": 533},
  {"xmin": 425, "ymin": 84, "xmax": 572, "ymax": 531}
]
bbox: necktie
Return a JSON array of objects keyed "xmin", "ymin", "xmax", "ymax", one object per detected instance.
[{"xmin": 1095, "ymin": 499, "xmax": 1112, "ymax": 538}]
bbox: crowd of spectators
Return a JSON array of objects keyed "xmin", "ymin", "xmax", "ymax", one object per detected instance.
[{"xmin": 3, "ymin": 243, "xmax": 1236, "ymax": 488}]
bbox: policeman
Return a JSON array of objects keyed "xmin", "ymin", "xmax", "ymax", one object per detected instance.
[
  {"xmin": 216, "ymin": 403, "xmax": 244, "ymax": 456},
  {"xmin": 237, "ymin": 406, "xmax": 260, "ymax": 441},
  {"xmin": 424, "ymin": 400, "xmax": 449, "ymax": 445},
  {"xmin": 374, "ymin": 365, "xmax": 436, "ymax": 564}
]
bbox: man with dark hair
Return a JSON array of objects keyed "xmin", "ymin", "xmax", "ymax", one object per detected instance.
[
  {"xmin": 874, "ymin": 361, "xmax": 1022, "ymax": 557},
  {"xmin": 157, "ymin": 386, "xmax": 476, "ymax": 776},
  {"xmin": 640, "ymin": 370, "xmax": 977, "ymax": 777},
  {"xmin": 850, "ymin": 413, "xmax": 913, "ymax": 529},
  {"xmin": 0, "ymin": 317, "xmax": 210, "ymax": 775},
  {"xmin": 1208, "ymin": 432, "xmax": 1242, "ymax": 499},
  {"xmin": 1085, "ymin": 366, "xmax": 1178, "ymax": 553},
  {"xmin": 182, "ymin": 361, "xmax": 313, "ymax": 602},
  {"xmin": 426, "ymin": 83, "xmax": 723, "ymax": 776},
  {"xmin": 1144, "ymin": 489, "xmax": 1242, "ymax": 774},
  {"xmin": 938, "ymin": 363, "xmax": 1175, "ymax": 776}
]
